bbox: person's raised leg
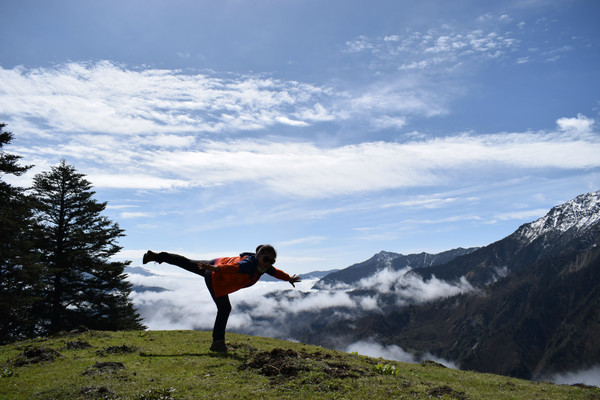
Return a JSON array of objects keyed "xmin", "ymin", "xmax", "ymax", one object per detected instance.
[{"xmin": 143, "ymin": 250, "xmax": 214, "ymax": 276}]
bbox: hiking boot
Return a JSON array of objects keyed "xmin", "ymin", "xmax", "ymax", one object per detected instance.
[
  {"xmin": 209, "ymin": 340, "xmax": 231, "ymax": 352},
  {"xmin": 143, "ymin": 250, "xmax": 159, "ymax": 264}
]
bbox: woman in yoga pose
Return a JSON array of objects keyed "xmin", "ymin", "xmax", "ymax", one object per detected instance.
[{"xmin": 142, "ymin": 244, "xmax": 301, "ymax": 352}]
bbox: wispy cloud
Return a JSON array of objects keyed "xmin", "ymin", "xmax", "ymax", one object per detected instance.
[
  {"xmin": 145, "ymin": 128, "xmax": 599, "ymax": 198},
  {"xmin": 6, "ymin": 92, "xmax": 599, "ymax": 199},
  {"xmin": 492, "ymin": 208, "xmax": 548, "ymax": 222},
  {"xmin": 345, "ymin": 24, "xmax": 519, "ymax": 71},
  {"xmin": 0, "ymin": 60, "xmax": 452, "ymax": 138},
  {"xmin": 2, "ymin": 63, "xmax": 598, "ymax": 202},
  {"xmin": 0, "ymin": 61, "xmax": 335, "ymax": 136},
  {"xmin": 276, "ymin": 236, "xmax": 328, "ymax": 247},
  {"xmin": 382, "ymin": 196, "xmax": 459, "ymax": 209},
  {"xmin": 343, "ymin": 10, "xmax": 583, "ymax": 72}
]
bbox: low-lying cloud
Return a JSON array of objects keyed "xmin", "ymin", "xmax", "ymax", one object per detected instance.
[
  {"xmin": 539, "ymin": 366, "xmax": 600, "ymax": 388},
  {"xmin": 127, "ymin": 263, "xmax": 478, "ymax": 346},
  {"xmin": 345, "ymin": 340, "xmax": 458, "ymax": 369},
  {"xmin": 353, "ymin": 267, "xmax": 474, "ymax": 306},
  {"xmin": 127, "ymin": 264, "xmax": 597, "ymax": 387},
  {"xmin": 128, "ymin": 265, "xmax": 475, "ymax": 334}
]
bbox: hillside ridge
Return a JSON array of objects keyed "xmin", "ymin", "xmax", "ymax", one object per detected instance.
[
  {"xmin": 285, "ymin": 190, "xmax": 600, "ymax": 381},
  {"xmin": 1, "ymin": 330, "xmax": 597, "ymax": 399}
]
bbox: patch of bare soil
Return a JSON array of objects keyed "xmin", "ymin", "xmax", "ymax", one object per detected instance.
[
  {"xmin": 64, "ymin": 339, "xmax": 93, "ymax": 350},
  {"xmin": 82, "ymin": 361, "xmax": 126, "ymax": 376},
  {"xmin": 421, "ymin": 360, "xmax": 447, "ymax": 368},
  {"xmin": 96, "ymin": 344, "xmax": 138, "ymax": 356},
  {"xmin": 241, "ymin": 348, "xmax": 308, "ymax": 377},
  {"xmin": 428, "ymin": 384, "xmax": 469, "ymax": 400},
  {"xmin": 79, "ymin": 385, "xmax": 117, "ymax": 400},
  {"xmin": 239, "ymin": 348, "xmax": 363, "ymax": 380},
  {"xmin": 10, "ymin": 345, "xmax": 61, "ymax": 366}
]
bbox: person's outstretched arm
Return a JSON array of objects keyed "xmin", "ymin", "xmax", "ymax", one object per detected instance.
[
  {"xmin": 198, "ymin": 262, "xmax": 220, "ymax": 272},
  {"xmin": 288, "ymin": 274, "xmax": 301, "ymax": 287},
  {"xmin": 267, "ymin": 267, "xmax": 301, "ymax": 287}
]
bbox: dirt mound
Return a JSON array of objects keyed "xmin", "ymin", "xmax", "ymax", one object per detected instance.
[
  {"xmin": 64, "ymin": 339, "xmax": 93, "ymax": 350},
  {"xmin": 421, "ymin": 360, "xmax": 447, "ymax": 368},
  {"xmin": 241, "ymin": 348, "xmax": 307, "ymax": 377},
  {"xmin": 83, "ymin": 361, "xmax": 125, "ymax": 376},
  {"xmin": 11, "ymin": 346, "xmax": 61, "ymax": 366},
  {"xmin": 428, "ymin": 385, "xmax": 469, "ymax": 400},
  {"xmin": 96, "ymin": 344, "xmax": 138, "ymax": 356},
  {"xmin": 79, "ymin": 385, "xmax": 115, "ymax": 399},
  {"xmin": 239, "ymin": 348, "xmax": 363, "ymax": 380}
]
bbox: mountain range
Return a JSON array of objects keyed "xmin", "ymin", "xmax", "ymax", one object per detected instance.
[
  {"xmin": 313, "ymin": 247, "xmax": 478, "ymax": 289},
  {"xmin": 126, "ymin": 190, "xmax": 600, "ymax": 382},
  {"xmin": 292, "ymin": 190, "xmax": 600, "ymax": 380}
]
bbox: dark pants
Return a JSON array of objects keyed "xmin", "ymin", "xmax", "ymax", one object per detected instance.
[{"xmin": 156, "ymin": 252, "xmax": 231, "ymax": 342}]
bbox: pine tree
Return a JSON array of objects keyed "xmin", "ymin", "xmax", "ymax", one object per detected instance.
[
  {"xmin": 0, "ymin": 124, "xmax": 41, "ymax": 344},
  {"xmin": 30, "ymin": 160, "xmax": 145, "ymax": 333}
]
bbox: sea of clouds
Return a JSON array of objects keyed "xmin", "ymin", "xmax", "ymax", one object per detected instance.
[{"xmin": 126, "ymin": 264, "xmax": 599, "ymax": 387}]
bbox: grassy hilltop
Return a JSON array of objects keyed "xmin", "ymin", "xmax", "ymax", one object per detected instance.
[{"xmin": 0, "ymin": 330, "xmax": 598, "ymax": 400}]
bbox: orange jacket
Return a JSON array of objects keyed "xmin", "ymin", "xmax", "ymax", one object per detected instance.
[{"xmin": 210, "ymin": 253, "xmax": 291, "ymax": 297}]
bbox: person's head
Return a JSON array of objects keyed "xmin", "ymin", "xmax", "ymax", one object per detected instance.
[{"xmin": 256, "ymin": 244, "xmax": 277, "ymax": 269}]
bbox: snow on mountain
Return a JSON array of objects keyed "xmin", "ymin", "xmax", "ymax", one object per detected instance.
[
  {"xmin": 373, "ymin": 251, "xmax": 398, "ymax": 267},
  {"xmin": 515, "ymin": 190, "xmax": 600, "ymax": 244}
]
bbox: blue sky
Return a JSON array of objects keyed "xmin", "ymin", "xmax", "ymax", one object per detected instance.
[{"xmin": 1, "ymin": 0, "xmax": 600, "ymax": 274}]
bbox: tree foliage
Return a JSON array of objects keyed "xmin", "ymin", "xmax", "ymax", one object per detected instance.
[
  {"xmin": 1, "ymin": 124, "xmax": 144, "ymax": 344},
  {"xmin": 31, "ymin": 160, "xmax": 145, "ymax": 333},
  {"xmin": 0, "ymin": 124, "xmax": 41, "ymax": 343},
  {"xmin": 0, "ymin": 123, "xmax": 31, "ymax": 178}
]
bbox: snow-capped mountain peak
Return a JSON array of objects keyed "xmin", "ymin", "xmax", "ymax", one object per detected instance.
[{"xmin": 516, "ymin": 190, "xmax": 600, "ymax": 244}]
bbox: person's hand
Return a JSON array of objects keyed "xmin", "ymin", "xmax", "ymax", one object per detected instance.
[
  {"xmin": 198, "ymin": 262, "xmax": 219, "ymax": 272},
  {"xmin": 289, "ymin": 274, "xmax": 301, "ymax": 287}
]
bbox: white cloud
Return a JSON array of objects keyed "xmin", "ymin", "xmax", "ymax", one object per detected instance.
[
  {"xmin": 372, "ymin": 115, "xmax": 408, "ymax": 130},
  {"xmin": 355, "ymin": 267, "xmax": 474, "ymax": 305},
  {"xmin": 88, "ymin": 173, "xmax": 190, "ymax": 190},
  {"xmin": 3, "ymin": 63, "xmax": 599, "ymax": 200},
  {"xmin": 345, "ymin": 340, "xmax": 458, "ymax": 369},
  {"xmin": 556, "ymin": 114, "xmax": 595, "ymax": 134},
  {"xmin": 382, "ymin": 196, "xmax": 458, "ymax": 209},
  {"xmin": 10, "ymin": 124, "xmax": 600, "ymax": 198},
  {"xmin": 346, "ymin": 76, "xmax": 450, "ymax": 117},
  {"xmin": 164, "ymin": 129, "xmax": 600, "ymax": 198},
  {"xmin": 151, "ymin": 134, "xmax": 197, "ymax": 148},
  {"xmin": 542, "ymin": 366, "xmax": 600, "ymax": 387},
  {"xmin": 276, "ymin": 236, "xmax": 328, "ymax": 247},
  {"xmin": 493, "ymin": 208, "xmax": 548, "ymax": 221},
  {"xmin": 129, "ymin": 259, "xmax": 592, "ymax": 383},
  {"xmin": 0, "ymin": 62, "xmax": 334, "ymax": 136},
  {"xmin": 346, "ymin": 340, "xmax": 416, "ymax": 363},
  {"xmin": 345, "ymin": 25, "xmax": 519, "ymax": 70},
  {"xmin": 129, "ymin": 260, "xmax": 476, "ymax": 335},
  {"xmin": 119, "ymin": 211, "xmax": 156, "ymax": 219},
  {"xmin": 128, "ymin": 268, "xmax": 216, "ymax": 330}
]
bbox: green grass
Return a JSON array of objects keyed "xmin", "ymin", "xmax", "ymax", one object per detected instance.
[{"xmin": 0, "ymin": 330, "xmax": 598, "ymax": 399}]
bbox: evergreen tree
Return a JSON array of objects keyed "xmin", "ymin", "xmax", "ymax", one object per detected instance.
[
  {"xmin": 0, "ymin": 124, "xmax": 41, "ymax": 344},
  {"xmin": 30, "ymin": 160, "xmax": 145, "ymax": 333}
]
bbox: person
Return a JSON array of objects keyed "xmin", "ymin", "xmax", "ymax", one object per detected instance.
[{"xmin": 142, "ymin": 244, "xmax": 301, "ymax": 352}]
